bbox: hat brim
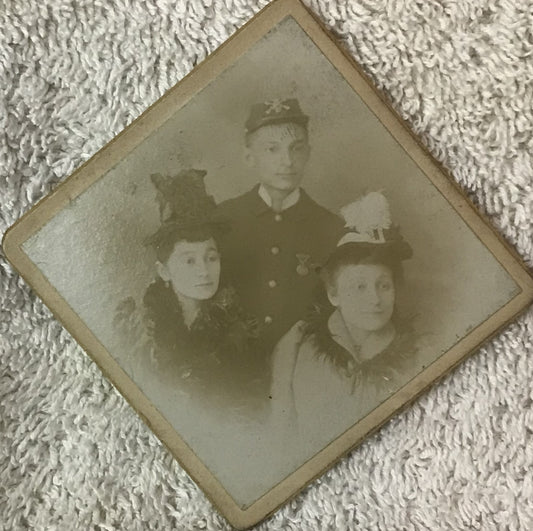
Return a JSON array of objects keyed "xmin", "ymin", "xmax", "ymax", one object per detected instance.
[
  {"xmin": 245, "ymin": 114, "xmax": 309, "ymax": 134},
  {"xmin": 143, "ymin": 219, "xmax": 230, "ymax": 248},
  {"xmin": 315, "ymin": 239, "xmax": 413, "ymax": 275}
]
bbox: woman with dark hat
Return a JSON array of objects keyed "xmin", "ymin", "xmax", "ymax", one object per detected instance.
[
  {"xmin": 270, "ymin": 192, "xmax": 421, "ymax": 450},
  {"xmin": 114, "ymin": 169, "xmax": 267, "ymax": 419}
]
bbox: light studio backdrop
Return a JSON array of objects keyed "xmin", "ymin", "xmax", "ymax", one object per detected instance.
[{"xmin": 1, "ymin": 1, "xmax": 532, "ymax": 530}]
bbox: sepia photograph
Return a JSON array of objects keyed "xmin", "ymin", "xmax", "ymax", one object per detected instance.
[{"xmin": 3, "ymin": 1, "xmax": 533, "ymax": 528}]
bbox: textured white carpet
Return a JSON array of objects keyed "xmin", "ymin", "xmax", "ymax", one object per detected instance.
[{"xmin": 1, "ymin": 1, "xmax": 533, "ymax": 529}]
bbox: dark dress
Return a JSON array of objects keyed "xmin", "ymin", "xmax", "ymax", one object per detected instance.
[
  {"xmin": 214, "ymin": 185, "xmax": 344, "ymax": 350},
  {"xmin": 114, "ymin": 279, "xmax": 268, "ymax": 418}
]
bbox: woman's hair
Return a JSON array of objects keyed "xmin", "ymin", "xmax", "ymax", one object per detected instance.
[
  {"xmin": 320, "ymin": 243, "xmax": 405, "ymax": 294},
  {"xmin": 148, "ymin": 221, "xmax": 220, "ymax": 264}
]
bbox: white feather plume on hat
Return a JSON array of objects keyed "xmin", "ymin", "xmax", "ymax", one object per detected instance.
[{"xmin": 338, "ymin": 191, "xmax": 392, "ymax": 246}]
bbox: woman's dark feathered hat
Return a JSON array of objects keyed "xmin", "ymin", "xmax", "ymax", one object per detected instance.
[
  {"xmin": 144, "ymin": 169, "xmax": 226, "ymax": 249},
  {"xmin": 151, "ymin": 169, "xmax": 214, "ymax": 225}
]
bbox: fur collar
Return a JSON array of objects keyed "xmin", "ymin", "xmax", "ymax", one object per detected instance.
[
  {"xmin": 303, "ymin": 303, "xmax": 417, "ymax": 391},
  {"xmin": 143, "ymin": 278, "xmax": 260, "ymax": 365}
]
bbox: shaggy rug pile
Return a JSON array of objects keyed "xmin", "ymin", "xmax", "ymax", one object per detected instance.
[{"xmin": 1, "ymin": 0, "xmax": 532, "ymax": 529}]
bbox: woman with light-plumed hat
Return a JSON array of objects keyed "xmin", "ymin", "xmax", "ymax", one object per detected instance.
[
  {"xmin": 269, "ymin": 191, "xmax": 421, "ymax": 451},
  {"xmin": 114, "ymin": 169, "xmax": 267, "ymax": 418}
]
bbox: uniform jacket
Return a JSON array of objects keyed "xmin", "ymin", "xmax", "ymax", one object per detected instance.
[{"xmin": 214, "ymin": 184, "xmax": 344, "ymax": 350}]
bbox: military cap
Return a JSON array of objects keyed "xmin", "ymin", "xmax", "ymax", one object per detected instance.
[{"xmin": 245, "ymin": 98, "xmax": 309, "ymax": 134}]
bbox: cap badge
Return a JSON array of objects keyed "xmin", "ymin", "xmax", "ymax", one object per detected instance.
[{"xmin": 265, "ymin": 99, "xmax": 291, "ymax": 115}]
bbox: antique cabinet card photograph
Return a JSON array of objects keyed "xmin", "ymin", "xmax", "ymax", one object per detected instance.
[{"xmin": 2, "ymin": 0, "xmax": 533, "ymax": 528}]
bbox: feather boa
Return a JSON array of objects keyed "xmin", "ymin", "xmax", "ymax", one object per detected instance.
[{"xmin": 302, "ymin": 303, "xmax": 418, "ymax": 392}]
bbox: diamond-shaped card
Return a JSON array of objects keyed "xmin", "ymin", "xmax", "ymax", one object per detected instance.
[{"xmin": 3, "ymin": 0, "xmax": 533, "ymax": 528}]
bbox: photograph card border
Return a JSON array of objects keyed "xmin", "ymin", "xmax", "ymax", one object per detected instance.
[{"xmin": 3, "ymin": 0, "xmax": 533, "ymax": 528}]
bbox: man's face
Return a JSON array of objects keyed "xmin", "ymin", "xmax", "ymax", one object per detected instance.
[{"xmin": 246, "ymin": 123, "xmax": 310, "ymax": 193}]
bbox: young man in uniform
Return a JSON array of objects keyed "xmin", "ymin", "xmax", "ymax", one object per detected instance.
[{"xmin": 215, "ymin": 98, "xmax": 343, "ymax": 353}]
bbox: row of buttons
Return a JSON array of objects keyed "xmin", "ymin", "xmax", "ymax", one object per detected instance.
[
  {"xmin": 269, "ymin": 244, "xmax": 280, "ymax": 289},
  {"xmin": 266, "ymin": 215, "xmax": 282, "ymax": 325}
]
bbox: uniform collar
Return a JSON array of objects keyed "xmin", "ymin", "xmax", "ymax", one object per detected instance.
[{"xmin": 258, "ymin": 185, "xmax": 301, "ymax": 212}]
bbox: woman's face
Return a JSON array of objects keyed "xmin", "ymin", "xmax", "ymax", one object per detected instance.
[
  {"xmin": 158, "ymin": 238, "xmax": 221, "ymax": 301},
  {"xmin": 328, "ymin": 263, "xmax": 395, "ymax": 332}
]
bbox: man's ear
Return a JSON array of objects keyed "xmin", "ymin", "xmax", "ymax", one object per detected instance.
[
  {"xmin": 156, "ymin": 261, "xmax": 170, "ymax": 282},
  {"xmin": 326, "ymin": 283, "xmax": 339, "ymax": 308},
  {"xmin": 244, "ymin": 147, "xmax": 255, "ymax": 168},
  {"xmin": 302, "ymin": 141, "xmax": 311, "ymax": 164}
]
